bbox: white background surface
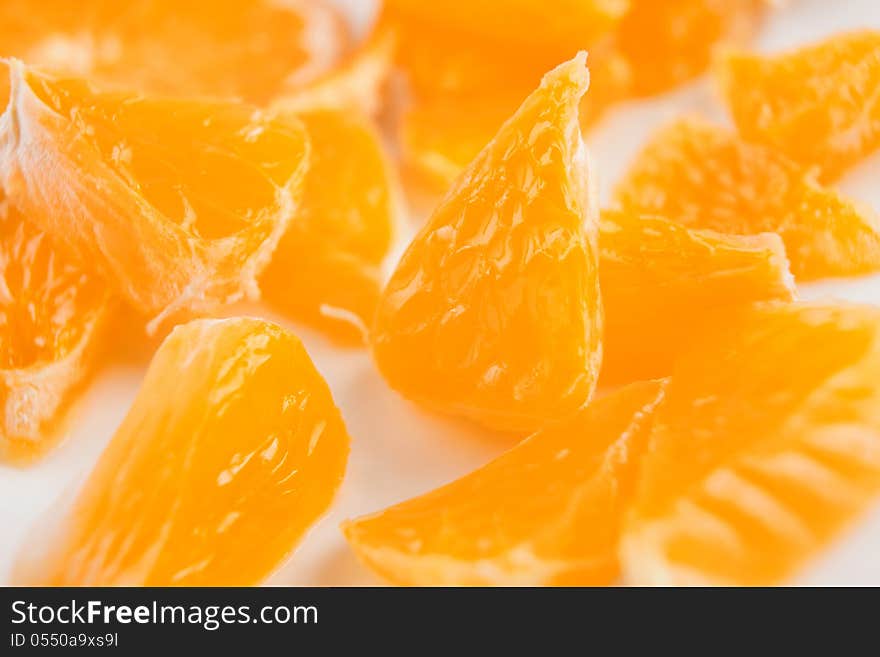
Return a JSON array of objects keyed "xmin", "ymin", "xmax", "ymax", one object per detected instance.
[{"xmin": 2, "ymin": 0, "xmax": 880, "ymax": 586}]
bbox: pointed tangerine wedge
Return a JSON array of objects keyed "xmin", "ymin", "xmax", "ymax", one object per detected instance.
[
  {"xmin": 0, "ymin": 0, "xmax": 349, "ymax": 104},
  {"xmin": 260, "ymin": 109, "xmax": 397, "ymax": 344},
  {"xmin": 615, "ymin": 117, "xmax": 880, "ymax": 280},
  {"xmin": 719, "ymin": 30, "xmax": 880, "ymax": 181},
  {"xmin": 12, "ymin": 317, "xmax": 350, "ymax": 586},
  {"xmin": 1, "ymin": 200, "xmax": 110, "ymax": 462},
  {"xmin": 599, "ymin": 210, "xmax": 796, "ymax": 385},
  {"xmin": 0, "ymin": 60, "xmax": 310, "ymax": 328},
  {"xmin": 372, "ymin": 54, "xmax": 602, "ymax": 432},
  {"xmin": 621, "ymin": 302, "xmax": 880, "ymax": 586},
  {"xmin": 344, "ymin": 379, "xmax": 666, "ymax": 586}
]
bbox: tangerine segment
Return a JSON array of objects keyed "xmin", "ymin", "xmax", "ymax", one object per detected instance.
[
  {"xmin": 372, "ymin": 54, "xmax": 602, "ymax": 432},
  {"xmin": 599, "ymin": 210, "xmax": 796, "ymax": 385},
  {"xmin": 12, "ymin": 317, "xmax": 350, "ymax": 586},
  {"xmin": 614, "ymin": 117, "xmax": 880, "ymax": 280},
  {"xmin": 344, "ymin": 380, "xmax": 667, "ymax": 586},
  {"xmin": 384, "ymin": 0, "xmax": 626, "ymax": 52},
  {"xmin": 0, "ymin": 60, "xmax": 310, "ymax": 327},
  {"xmin": 614, "ymin": 0, "xmax": 766, "ymax": 97},
  {"xmin": 261, "ymin": 110, "xmax": 397, "ymax": 344},
  {"xmin": 0, "ymin": 204, "xmax": 110, "ymax": 462},
  {"xmin": 0, "ymin": 0, "xmax": 349, "ymax": 104},
  {"xmin": 719, "ymin": 30, "xmax": 880, "ymax": 181},
  {"xmin": 621, "ymin": 303, "xmax": 880, "ymax": 586}
]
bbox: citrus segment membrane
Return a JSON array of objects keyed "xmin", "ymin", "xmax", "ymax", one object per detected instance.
[
  {"xmin": 599, "ymin": 210, "xmax": 796, "ymax": 385},
  {"xmin": 345, "ymin": 380, "xmax": 667, "ymax": 586},
  {"xmin": 622, "ymin": 303, "xmax": 880, "ymax": 585},
  {"xmin": 615, "ymin": 117, "xmax": 880, "ymax": 280},
  {"xmin": 0, "ymin": 60, "xmax": 310, "ymax": 328},
  {"xmin": 12, "ymin": 317, "xmax": 350, "ymax": 585},
  {"xmin": 372, "ymin": 54, "xmax": 602, "ymax": 432}
]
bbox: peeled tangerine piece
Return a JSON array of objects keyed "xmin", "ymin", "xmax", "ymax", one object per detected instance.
[
  {"xmin": 621, "ymin": 302, "xmax": 880, "ymax": 586},
  {"xmin": 344, "ymin": 380, "xmax": 666, "ymax": 586},
  {"xmin": 599, "ymin": 210, "xmax": 796, "ymax": 385},
  {"xmin": 0, "ymin": 60, "xmax": 310, "ymax": 328},
  {"xmin": 12, "ymin": 317, "xmax": 350, "ymax": 586},
  {"xmin": 372, "ymin": 54, "xmax": 602, "ymax": 433},
  {"xmin": 0, "ymin": 0, "xmax": 350, "ymax": 104},
  {"xmin": 0, "ymin": 202, "xmax": 110, "ymax": 462},
  {"xmin": 719, "ymin": 30, "xmax": 880, "ymax": 181},
  {"xmin": 260, "ymin": 109, "xmax": 397, "ymax": 344},
  {"xmin": 615, "ymin": 117, "xmax": 880, "ymax": 280}
]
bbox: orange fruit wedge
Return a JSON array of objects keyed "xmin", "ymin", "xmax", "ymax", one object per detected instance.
[
  {"xmin": 614, "ymin": 0, "xmax": 766, "ymax": 97},
  {"xmin": 599, "ymin": 210, "xmax": 796, "ymax": 385},
  {"xmin": 719, "ymin": 30, "xmax": 880, "ymax": 181},
  {"xmin": 1, "ymin": 201, "xmax": 110, "ymax": 462},
  {"xmin": 12, "ymin": 317, "xmax": 350, "ymax": 586},
  {"xmin": 344, "ymin": 379, "xmax": 667, "ymax": 586},
  {"xmin": 260, "ymin": 109, "xmax": 397, "ymax": 344},
  {"xmin": 621, "ymin": 302, "xmax": 880, "ymax": 586},
  {"xmin": 0, "ymin": 60, "xmax": 310, "ymax": 328},
  {"xmin": 0, "ymin": 0, "xmax": 349, "ymax": 103},
  {"xmin": 614, "ymin": 117, "xmax": 880, "ymax": 280},
  {"xmin": 372, "ymin": 54, "xmax": 602, "ymax": 432}
]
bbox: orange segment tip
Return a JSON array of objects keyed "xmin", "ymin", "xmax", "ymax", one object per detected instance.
[{"xmin": 372, "ymin": 54, "xmax": 602, "ymax": 432}]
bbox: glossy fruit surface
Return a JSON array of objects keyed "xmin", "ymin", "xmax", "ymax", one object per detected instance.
[
  {"xmin": 720, "ymin": 30, "xmax": 880, "ymax": 181},
  {"xmin": 599, "ymin": 210, "xmax": 796, "ymax": 384},
  {"xmin": 0, "ymin": 60, "xmax": 310, "ymax": 326},
  {"xmin": 372, "ymin": 54, "xmax": 602, "ymax": 432},
  {"xmin": 0, "ymin": 201, "xmax": 109, "ymax": 462},
  {"xmin": 12, "ymin": 317, "xmax": 350, "ymax": 585},
  {"xmin": 345, "ymin": 380, "xmax": 667, "ymax": 586},
  {"xmin": 615, "ymin": 117, "xmax": 880, "ymax": 280},
  {"xmin": 622, "ymin": 303, "xmax": 880, "ymax": 585}
]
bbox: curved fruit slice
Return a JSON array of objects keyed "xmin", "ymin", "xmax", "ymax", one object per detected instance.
[
  {"xmin": 0, "ymin": 60, "xmax": 310, "ymax": 328},
  {"xmin": 621, "ymin": 302, "xmax": 880, "ymax": 586},
  {"xmin": 0, "ymin": 202, "xmax": 110, "ymax": 462},
  {"xmin": 599, "ymin": 210, "xmax": 796, "ymax": 385},
  {"xmin": 0, "ymin": 0, "xmax": 349, "ymax": 104},
  {"xmin": 344, "ymin": 380, "xmax": 667, "ymax": 586},
  {"xmin": 614, "ymin": 117, "xmax": 880, "ymax": 280},
  {"xmin": 384, "ymin": 0, "xmax": 626, "ymax": 53},
  {"xmin": 12, "ymin": 317, "xmax": 350, "ymax": 586},
  {"xmin": 260, "ymin": 109, "xmax": 397, "ymax": 343},
  {"xmin": 372, "ymin": 54, "xmax": 602, "ymax": 432},
  {"xmin": 719, "ymin": 30, "xmax": 880, "ymax": 181},
  {"xmin": 272, "ymin": 25, "xmax": 395, "ymax": 117},
  {"xmin": 615, "ymin": 0, "xmax": 766, "ymax": 97}
]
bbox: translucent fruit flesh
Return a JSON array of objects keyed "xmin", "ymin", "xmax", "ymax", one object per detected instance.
[
  {"xmin": 720, "ymin": 30, "xmax": 880, "ymax": 181},
  {"xmin": 622, "ymin": 303, "xmax": 880, "ymax": 586},
  {"xmin": 12, "ymin": 317, "xmax": 350, "ymax": 586},
  {"xmin": 0, "ymin": 0, "xmax": 349, "ymax": 104},
  {"xmin": 260, "ymin": 109, "xmax": 397, "ymax": 344},
  {"xmin": 0, "ymin": 202, "xmax": 110, "ymax": 462},
  {"xmin": 0, "ymin": 61, "xmax": 310, "ymax": 326},
  {"xmin": 599, "ymin": 210, "xmax": 796, "ymax": 385},
  {"xmin": 372, "ymin": 55, "xmax": 601, "ymax": 433},
  {"xmin": 615, "ymin": 117, "xmax": 880, "ymax": 280},
  {"xmin": 344, "ymin": 380, "xmax": 667, "ymax": 586}
]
